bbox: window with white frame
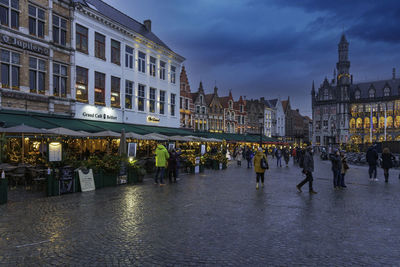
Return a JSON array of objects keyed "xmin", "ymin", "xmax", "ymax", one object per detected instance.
[
  {"xmin": 111, "ymin": 76, "xmax": 120, "ymax": 108},
  {"xmin": 138, "ymin": 51, "xmax": 146, "ymax": 73},
  {"xmin": 28, "ymin": 4, "xmax": 44, "ymax": 38},
  {"xmin": 171, "ymin": 93, "xmax": 176, "ymax": 116},
  {"xmin": 384, "ymin": 87, "xmax": 390, "ymax": 97},
  {"xmin": 111, "ymin": 39, "xmax": 120, "ymax": 65},
  {"xmin": 0, "ymin": 0, "xmax": 19, "ymax": 28},
  {"xmin": 125, "ymin": 80, "xmax": 133, "ymax": 109},
  {"xmin": 53, "ymin": 62, "xmax": 67, "ymax": 97},
  {"xmin": 355, "ymin": 90, "xmax": 360, "ymax": 100},
  {"xmin": 149, "ymin": 87, "xmax": 156, "ymax": 113},
  {"xmin": 138, "ymin": 84, "xmax": 145, "ymax": 111},
  {"xmin": 160, "ymin": 61, "xmax": 166, "ymax": 80},
  {"xmin": 159, "ymin": 90, "xmax": 165, "ymax": 115},
  {"xmin": 149, "ymin": 56, "xmax": 156, "ymax": 77},
  {"xmin": 53, "ymin": 15, "xmax": 67, "ymax": 46},
  {"xmin": 170, "ymin": 65, "xmax": 176, "ymax": 84},
  {"xmin": 125, "ymin": 45, "xmax": 134, "ymax": 69},
  {"xmin": 0, "ymin": 49, "xmax": 20, "ymax": 89},
  {"xmin": 369, "ymin": 88, "xmax": 375, "ymax": 98},
  {"xmin": 29, "ymin": 57, "xmax": 45, "ymax": 94}
]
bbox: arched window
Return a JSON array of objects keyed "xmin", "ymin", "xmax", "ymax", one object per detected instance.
[
  {"xmin": 355, "ymin": 90, "xmax": 361, "ymax": 100},
  {"xmin": 356, "ymin": 118, "xmax": 362, "ymax": 128},
  {"xmin": 350, "ymin": 118, "xmax": 356, "ymax": 128},
  {"xmin": 227, "ymin": 111, "xmax": 230, "ymax": 119},
  {"xmin": 372, "ymin": 117, "xmax": 378, "ymax": 128},
  {"xmin": 231, "ymin": 112, "xmax": 235, "ymax": 120},
  {"xmin": 364, "ymin": 117, "xmax": 370, "ymax": 129},
  {"xmin": 379, "ymin": 117, "xmax": 385, "ymax": 128},
  {"xmin": 387, "ymin": 116, "xmax": 393, "ymax": 128},
  {"xmin": 369, "ymin": 88, "xmax": 375, "ymax": 98},
  {"xmin": 384, "ymin": 87, "xmax": 390, "ymax": 97},
  {"xmin": 229, "ymin": 100, "xmax": 233, "ymax": 109},
  {"xmin": 395, "ymin": 116, "xmax": 400, "ymax": 128}
]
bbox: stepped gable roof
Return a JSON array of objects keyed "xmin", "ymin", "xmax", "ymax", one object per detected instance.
[
  {"xmin": 76, "ymin": 0, "xmax": 171, "ymax": 51},
  {"xmin": 350, "ymin": 78, "xmax": 400, "ymax": 99}
]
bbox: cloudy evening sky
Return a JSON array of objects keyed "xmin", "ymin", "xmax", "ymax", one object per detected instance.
[{"xmin": 104, "ymin": 0, "xmax": 400, "ymax": 116}]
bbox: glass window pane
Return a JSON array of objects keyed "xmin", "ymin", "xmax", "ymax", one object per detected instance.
[
  {"xmin": 1, "ymin": 50, "xmax": 10, "ymax": 62},
  {"xmin": 61, "ymin": 77, "xmax": 66, "ymax": 96},
  {"xmin": 1, "ymin": 63, "xmax": 9, "ymax": 86},
  {"xmin": 29, "ymin": 57, "xmax": 37, "ymax": 69},
  {"xmin": 29, "ymin": 17, "xmax": 36, "ymax": 35},
  {"xmin": 38, "ymin": 72, "xmax": 45, "ymax": 93},
  {"xmin": 38, "ymin": 8, "xmax": 44, "ymax": 19},
  {"xmin": 61, "ymin": 18, "xmax": 66, "ymax": 29},
  {"xmin": 53, "ymin": 63, "xmax": 59, "ymax": 74},
  {"xmin": 11, "ymin": 10, "xmax": 18, "ymax": 28},
  {"xmin": 29, "ymin": 70, "xmax": 36, "ymax": 91},
  {"xmin": 125, "ymin": 46, "xmax": 133, "ymax": 54},
  {"xmin": 53, "ymin": 26, "xmax": 59, "ymax": 43},
  {"xmin": 61, "ymin": 30, "xmax": 66, "ymax": 45},
  {"xmin": 28, "ymin": 5, "xmax": 35, "ymax": 16},
  {"xmin": 38, "ymin": 60, "xmax": 45, "ymax": 71},
  {"xmin": 53, "ymin": 76, "xmax": 59, "ymax": 95},
  {"xmin": 0, "ymin": 0, "xmax": 8, "ymax": 6},
  {"xmin": 53, "ymin": 15, "xmax": 59, "ymax": 26},
  {"xmin": 11, "ymin": 65, "xmax": 18, "ymax": 88},
  {"xmin": 61, "ymin": 66, "xmax": 67, "ymax": 76},
  {"xmin": 38, "ymin": 21, "xmax": 44, "ymax": 37},
  {"xmin": 11, "ymin": 0, "xmax": 18, "ymax": 9},
  {"xmin": 0, "ymin": 6, "xmax": 8, "ymax": 26}
]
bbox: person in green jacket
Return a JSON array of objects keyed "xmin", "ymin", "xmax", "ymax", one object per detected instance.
[{"xmin": 155, "ymin": 144, "xmax": 170, "ymax": 186}]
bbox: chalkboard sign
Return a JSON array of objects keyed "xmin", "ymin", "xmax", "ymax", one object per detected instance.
[{"xmin": 60, "ymin": 166, "xmax": 74, "ymax": 194}]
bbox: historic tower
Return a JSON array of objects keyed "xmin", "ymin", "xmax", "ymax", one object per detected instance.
[{"xmin": 336, "ymin": 34, "xmax": 351, "ymax": 86}]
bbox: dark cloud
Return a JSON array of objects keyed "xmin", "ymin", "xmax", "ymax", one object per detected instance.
[{"xmin": 104, "ymin": 0, "xmax": 400, "ymax": 116}]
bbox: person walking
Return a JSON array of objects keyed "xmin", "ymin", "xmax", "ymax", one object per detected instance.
[
  {"xmin": 253, "ymin": 147, "xmax": 269, "ymax": 189},
  {"xmin": 155, "ymin": 144, "xmax": 169, "ymax": 186},
  {"xmin": 235, "ymin": 147, "xmax": 242, "ymax": 166},
  {"xmin": 292, "ymin": 148, "xmax": 297, "ymax": 165},
  {"xmin": 283, "ymin": 148, "xmax": 290, "ymax": 167},
  {"xmin": 246, "ymin": 149, "xmax": 253, "ymax": 169},
  {"xmin": 366, "ymin": 145, "xmax": 379, "ymax": 181},
  {"xmin": 381, "ymin": 147, "xmax": 395, "ymax": 183},
  {"xmin": 340, "ymin": 151, "xmax": 349, "ymax": 188},
  {"xmin": 167, "ymin": 149, "xmax": 178, "ymax": 183},
  {"xmin": 296, "ymin": 145, "xmax": 317, "ymax": 194},
  {"xmin": 275, "ymin": 147, "xmax": 282, "ymax": 167},
  {"xmin": 330, "ymin": 149, "xmax": 342, "ymax": 189}
]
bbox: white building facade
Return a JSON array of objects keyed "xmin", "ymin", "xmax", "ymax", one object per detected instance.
[
  {"xmin": 72, "ymin": 0, "xmax": 184, "ymax": 128},
  {"xmin": 264, "ymin": 98, "xmax": 286, "ymax": 138},
  {"xmin": 264, "ymin": 106, "xmax": 273, "ymax": 137}
]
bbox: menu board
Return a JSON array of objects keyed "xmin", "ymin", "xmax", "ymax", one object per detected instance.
[
  {"xmin": 201, "ymin": 144, "xmax": 206, "ymax": 155},
  {"xmin": 78, "ymin": 169, "xmax": 95, "ymax": 192},
  {"xmin": 128, "ymin": 143, "xmax": 137, "ymax": 157},
  {"xmin": 49, "ymin": 142, "xmax": 62, "ymax": 162}
]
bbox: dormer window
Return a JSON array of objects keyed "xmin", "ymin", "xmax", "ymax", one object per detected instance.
[
  {"xmin": 323, "ymin": 89, "xmax": 329, "ymax": 100},
  {"xmin": 384, "ymin": 87, "xmax": 390, "ymax": 97},
  {"xmin": 200, "ymin": 95, "xmax": 203, "ymax": 104},
  {"xmin": 369, "ymin": 88, "xmax": 375, "ymax": 98},
  {"xmin": 355, "ymin": 90, "xmax": 361, "ymax": 100},
  {"xmin": 229, "ymin": 100, "xmax": 233, "ymax": 109}
]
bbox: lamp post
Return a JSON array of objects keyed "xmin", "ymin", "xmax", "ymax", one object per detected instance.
[{"xmin": 258, "ymin": 114, "xmax": 264, "ymax": 147}]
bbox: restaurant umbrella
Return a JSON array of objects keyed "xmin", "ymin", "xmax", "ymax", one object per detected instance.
[
  {"xmin": 142, "ymin": 133, "xmax": 168, "ymax": 141},
  {"xmin": 126, "ymin": 132, "xmax": 145, "ymax": 140},
  {"xmin": 0, "ymin": 124, "xmax": 52, "ymax": 162},
  {"xmin": 47, "ymin": 127, "xmax": 86, "ymax": 137}
]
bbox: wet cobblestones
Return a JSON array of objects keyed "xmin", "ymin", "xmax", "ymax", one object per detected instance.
[{"xmin": 1, "ymin": 157, "xmax": 400, "ymax": 266}]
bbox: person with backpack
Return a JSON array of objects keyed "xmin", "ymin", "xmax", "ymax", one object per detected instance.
[
  {"xmin": 254, "ymin": 147, "xmax": 269, "ymax": 189},
  {"xmin": 366, "ymin": 145, "xmax": 379, "ymax": 181},
  {"xmin": 167, "ymin": 149, "xmax": 178, "ymax": 183},
  {"xmin": 296, "ymin": 145, "xmax": 317, "ymax": 194},
  {"xmin": 381, "ymin": 147, "xmax": 395, "ymax": 183}
]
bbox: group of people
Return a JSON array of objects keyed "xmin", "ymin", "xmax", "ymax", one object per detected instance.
[
  {"xmin": 154, "ymin": 144, "xmax": 180, "ymax": 186},
  {"xmin": 366, "ymin": 145, "xmax": 396, "ymax": 183}
]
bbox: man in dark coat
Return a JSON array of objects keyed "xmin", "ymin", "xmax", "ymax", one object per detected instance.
[
  {"xmin": 366, "ymin": 145, "xmax": 379, "ymax": 181},
  {"xmin": 296, "ymin": 145, "xmax": 317, "ymax": 194},
  {"xmin": 330, "ymin": 149, "xmax": 342, "ymax": 189}
]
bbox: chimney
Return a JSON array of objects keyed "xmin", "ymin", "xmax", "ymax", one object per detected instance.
[
  {"xmin": 393, "ymin": 68, "xmax": 396, "ymax": 80},
  {"xmin": 144, "ymin": 19, "xmax": 152, "ymax": 32}
]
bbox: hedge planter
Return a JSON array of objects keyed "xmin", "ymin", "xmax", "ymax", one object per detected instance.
[
  {"xmin": 212, "ymin": 160, "xmax": 219, "ymax": 170},
  {"xmin": 0, "ymin": 178, "xmax": 7, "ymax": 204},
  {"xmin": 199, "ymin": 165, "xmax": 205, "ymax": 173},
  {"xmin": 102, "ymin": 171, "xmax": 118, "ymax": 188},
  {"xmin": 47, "ymin": 172, "xmax": 60, "ymax": 197}
]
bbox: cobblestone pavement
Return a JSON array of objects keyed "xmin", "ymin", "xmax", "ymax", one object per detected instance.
[{"xmin": 1, "ymin": 156, "xmax": 400, "ymax": 266}]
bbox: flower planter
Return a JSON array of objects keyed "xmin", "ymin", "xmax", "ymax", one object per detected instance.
[
  {"xmin": 0, "ymin": 178, "xmax": 7, "ymax": 204},
  {"xmin": 102, "ymin": 171, "xmax": 118, "ymax": 187}
]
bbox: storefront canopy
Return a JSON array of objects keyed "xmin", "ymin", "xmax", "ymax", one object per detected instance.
[
  {"xmin": 47, "ymin": 127, "xmax": 86, "ymax": 137},
  {"xmin": 1, "ymin": 124, "xmax": 52, "ymax": 135},
  {"xmin": 90, "ymin": 130, "xmax": 121, "ymax": 137}
]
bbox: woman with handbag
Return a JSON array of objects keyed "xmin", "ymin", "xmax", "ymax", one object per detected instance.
[
  {"xmin": 381, "ymin": 147, "xmax": 395, "ymax": 183},
  {"xmin": 253, "ymin": 147, "xmax": 269, "ymax": 190}
]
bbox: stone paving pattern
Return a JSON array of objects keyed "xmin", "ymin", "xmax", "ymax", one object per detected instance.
[{"xmin": 1, "ymin": 156, "xmax": 400, "ymax": 266}]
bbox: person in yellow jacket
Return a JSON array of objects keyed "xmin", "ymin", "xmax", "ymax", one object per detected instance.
[
  {"xmin": 155, "ymin": 144, "xmax": 170, "ymax": 186},
  {"xmin": 253, "ymin": 147, "xmax": 269, "ymax": 189}
]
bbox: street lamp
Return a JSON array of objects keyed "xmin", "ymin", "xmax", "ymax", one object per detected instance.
[{"xmin": 258, "ymin": 114, "xmax": 264, "ymax": 147}]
